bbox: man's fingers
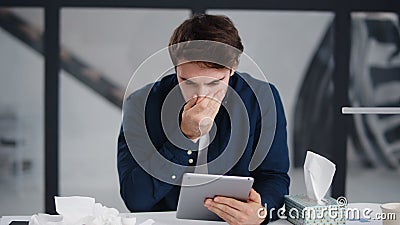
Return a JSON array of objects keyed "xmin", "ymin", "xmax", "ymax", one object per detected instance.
[
  {"xmin": 248, "ymin": 188, "xmax": 262, "ymax": 203},
  {"xmin": 184, "ymin": 95, "xmax": 198, "ymax": 111},
  {"xmin": 214, "ymin": 196, "xmax": 247, "ymax": 211},
  {"xmin": 195, "ymin": 89, "xmax": 225, "ymax": 116},
  {"xmin": 206, "ymin": 89, "xmax": 225, "ymax": 110},
  {"xmin": 205, "ymin": 199, "xmax": 236, "ymax": 224},
  {"xmin": 196, "ymin": 95, "xmax": 207, "ymax": 104},
  {"xmin": 207, "ymin": 206, "xmax": 235, "ymax": 224},
  {"xmin": 215, "ymin": 89, "xmax": 227, "ymax": 102},
  {"xmin": 206, "ymin": 196, "xmax": 265, "ymax": 225},
  {"xmin": 211, "ymin": 89, "xmax": 226, "ymax": 104}
]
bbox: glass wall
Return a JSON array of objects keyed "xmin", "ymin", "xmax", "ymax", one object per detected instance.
[
  {"xmin": 346, "ymin": 12, "xmax": 400, "ymax": 203},
  {"xmin": 0, "ymin": 8, "xmax": 44, "ymax": 215}
]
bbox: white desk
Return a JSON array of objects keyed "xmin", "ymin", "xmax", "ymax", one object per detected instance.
[
  {"xmin": 0, "ymin": 212, "xmax": 290, "ymax": 225},
  {"xmin": 0, "ymin": 203, "xmax": 383, "ymax": 225},
  {"xmin": 124, "ymin": 211, "xmax": 291, "ymax": 225}
]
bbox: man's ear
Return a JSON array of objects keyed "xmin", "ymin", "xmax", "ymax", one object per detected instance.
[
  {"xmin": 230, "ymin": 68, "xmax": 236, "ymax": 76},
  {"xmin": 230, "ymin": 63, "xmax": 237, "ymax": 76}
]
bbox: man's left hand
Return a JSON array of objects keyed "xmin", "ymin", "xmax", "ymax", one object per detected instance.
[{"xmin": 204, "ymin": 188, "xmax": 266, "ymax": 225}]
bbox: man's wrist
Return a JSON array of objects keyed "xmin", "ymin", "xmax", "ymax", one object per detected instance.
[
  {"xmin": 180, "ymin": 125, "xmax": 200, "ymax": 142},
  {"xmin": 184, "ymin": 133, "xmax": 199, "ymax": 143}
]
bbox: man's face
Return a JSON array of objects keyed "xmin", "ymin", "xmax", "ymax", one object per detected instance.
[{"xmin": 176, "ymin": 62, "xmax": 232, "ymax": 103}]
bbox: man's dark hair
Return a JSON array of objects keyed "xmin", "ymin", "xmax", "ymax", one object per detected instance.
[{"xmin": 168, "ymin": 14, "xmax": 244, "ymax": 69}]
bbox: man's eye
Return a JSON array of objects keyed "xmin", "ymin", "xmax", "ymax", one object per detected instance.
[
  {"xmin": 184, "ymin": 81, "xmax": 195, "ymax": 85},
  {"xmin": 208, "ymin": 81, "xmax": 220, "ymax": 86}
]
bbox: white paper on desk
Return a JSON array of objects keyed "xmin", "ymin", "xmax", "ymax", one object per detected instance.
[
  {"xmin": 56, "ymin": 196, "xmax": 127, "ymax": 225},
  {"xmin": 29, "ymin": 214, "xmax": 63, "ymax": 225},
  {"xmin": 121, "ymin": 216, "xmax": 136, "ymax": 225},
  {"xmin": 304, "ymin": 151, "xmax": 336, "ymax": 205},
  {"xmin": 55, "ymin": 196, "xmax": 96, "ymax": 224},
  {"xmin": 28, "ymin": 196, "xmax": 155, "ymax": 225}
]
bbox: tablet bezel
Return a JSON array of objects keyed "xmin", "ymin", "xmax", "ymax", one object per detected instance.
[{"xmin": 176, "ymin": 173, "xmax": 254, "ymax": 221}]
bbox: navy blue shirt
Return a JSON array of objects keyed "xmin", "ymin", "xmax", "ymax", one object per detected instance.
[{"xmin": 117, "ymin": 72, "xmax": 290, "ymax": 222}]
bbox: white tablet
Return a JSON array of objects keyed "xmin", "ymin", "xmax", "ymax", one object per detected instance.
[{"xmin": 176, "ymin": 173, "xmax": 254, "ymax": 221}]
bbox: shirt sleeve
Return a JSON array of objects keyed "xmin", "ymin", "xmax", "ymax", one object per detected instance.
[
  {"xmin": 117, "ymin": 91, "xmax": 196, "ymax": 212},
  {"xmin": 250, "ymin": 84, "xmax": 290, "ymax": 223}
]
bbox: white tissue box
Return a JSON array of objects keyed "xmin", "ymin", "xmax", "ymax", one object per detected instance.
[{"xmin": 284, "ymin": 195, "xmax": 346, "ymax": 225}]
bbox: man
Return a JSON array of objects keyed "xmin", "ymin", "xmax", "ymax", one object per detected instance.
[{"xmin": 118, "ymin": 14, "xmax": 290, "ymax": 224}]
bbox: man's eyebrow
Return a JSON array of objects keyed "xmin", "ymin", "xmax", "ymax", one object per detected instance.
[
  {"xmin": 179, "ymin": 75, "xmax": 226, "ymax": 83},
  {"xmin": 206, "ymin": 75, "xmax": 226, "ymax": 84},
  {"xmin": 180, "ymin": 77, "xmax": 196, "ymax": 84}
]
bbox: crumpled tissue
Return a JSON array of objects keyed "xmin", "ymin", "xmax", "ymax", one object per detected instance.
[{"xmin": 29, "ymin": 196, "xmax": 154, "ymax": 225}]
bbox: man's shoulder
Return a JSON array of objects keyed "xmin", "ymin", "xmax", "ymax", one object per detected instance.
[{"xmin": 233, "ymin": 72, "xmax": 280, "ymax": 98}]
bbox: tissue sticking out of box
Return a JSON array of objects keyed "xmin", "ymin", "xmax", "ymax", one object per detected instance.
[
  {"xmin": 304, "ymin": 151, "xmax": 336, "ymax": 205},
  {"xmin": 29, "ymin": 196, "xmax": 154, "ymax": 225}
]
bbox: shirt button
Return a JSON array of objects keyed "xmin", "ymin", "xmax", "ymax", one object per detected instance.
[
  {"xmin": 171, "ymin": 175, "xmax": 176, "ymax": 180},
  {"xmin": 189, "ymin": 158, "xmax": 194, "ymax": 164},
  {"xmin": 187, "ymin": 150, "xmax": 192, "ymax": 155}
]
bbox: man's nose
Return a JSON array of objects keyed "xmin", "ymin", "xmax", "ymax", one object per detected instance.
[{"xmin": 195, "ymin": 85, "xmax": 209, "ymax": 97}]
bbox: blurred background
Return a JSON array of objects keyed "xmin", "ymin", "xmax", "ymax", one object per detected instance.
[{"xmin": 0, "ymin": 5, "xmax": 399, "ymax": 216}]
